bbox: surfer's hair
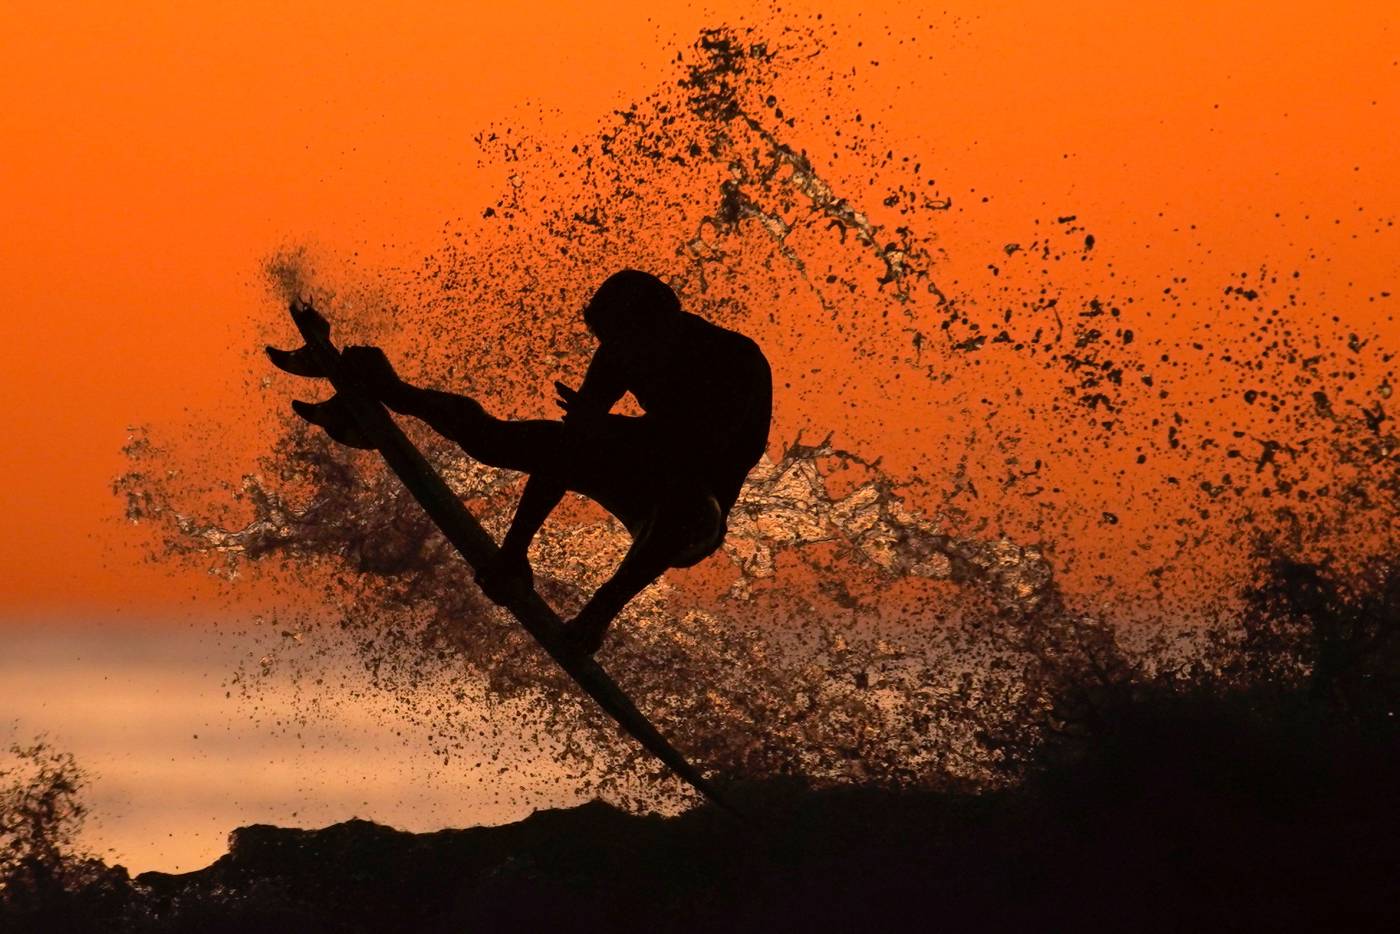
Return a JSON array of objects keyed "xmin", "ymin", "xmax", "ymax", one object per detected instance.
[{"xmin": 584, "ymin": 270, "xmax": 681, "ymax": 340}]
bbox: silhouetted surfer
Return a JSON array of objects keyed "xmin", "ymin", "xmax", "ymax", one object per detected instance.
[{"xmin": 337, "ymin": 269, "xmax": 772, "ymax": 655}]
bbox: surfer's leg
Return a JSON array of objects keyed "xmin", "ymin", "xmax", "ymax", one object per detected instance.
[
  {"xmin": 341, "ymin": 345, "xmax": 562, "ymax": 472},
  {"xmin": 565, "ymin": 539, "xmax": 673, "ymax": 656},
  {"xmin": 378, "ymin": 383, "xmax": 565, "ymax": 475},
  {"xmin": 474, "ymin": 471, "xmax": 563, "ymax": 606},
  {"xmin": 376, "ymin": 370, "xmax": 661, "ymax": 536},
  {"xmin": 461, "ymin": 413, "xmax": 660, "ymax": 607},
  {"xmin": 566, "ymin": 482, "xmax": 725, "ymax": 656}
]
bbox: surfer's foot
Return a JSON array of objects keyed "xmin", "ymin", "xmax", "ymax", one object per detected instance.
[
  {"xmin": 563, "ymin": 612, "xmax": 610, "ymax": 657},
  {"xmin": 475, "ymin": 550, "xmax": 533, "ymax": 607},
  {"xmin": 342, "ymin": 345, "xmax": 405, "ymax": 401}
]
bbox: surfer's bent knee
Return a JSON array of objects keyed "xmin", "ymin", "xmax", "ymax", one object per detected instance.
[{"xmin": 638, "ymin": 490, "xmax": 726, "ymax": 569}]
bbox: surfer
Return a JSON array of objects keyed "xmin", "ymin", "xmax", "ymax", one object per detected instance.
[{"xmin": 337, "ymin": 269, "xmax": 772, "ymax": 655}]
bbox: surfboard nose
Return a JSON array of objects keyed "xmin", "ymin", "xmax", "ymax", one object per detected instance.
[{"xmin": 266, "ymin": 345, "xmax": 325, "ymax": 378}]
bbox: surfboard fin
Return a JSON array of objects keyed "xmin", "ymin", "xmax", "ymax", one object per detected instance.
[
  {"xmin": 291, "ymin": 397, "xmax": 375, "ymax": 449},
  {"xmin": 266, "ymin": 345, "xmax": 325, "ymax": 378}
]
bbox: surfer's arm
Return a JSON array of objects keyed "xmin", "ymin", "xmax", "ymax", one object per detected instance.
[{"xmin": 557, "ymin": 344, "xmax": 626, "ymax": 423}]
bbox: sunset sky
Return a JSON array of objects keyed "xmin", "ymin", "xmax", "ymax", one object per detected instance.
[{"xmin": 2, "ymin": 1, "xmax": 1396, "ymax": 871}]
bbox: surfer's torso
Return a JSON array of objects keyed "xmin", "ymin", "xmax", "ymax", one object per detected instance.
[{"xmin": 575, "ymin": 311, "xmax": 772, "ymax": 510}]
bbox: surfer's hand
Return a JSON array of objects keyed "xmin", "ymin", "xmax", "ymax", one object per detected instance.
[
  {"xmin": 343, "ymin": 345, "xmax": 402, "ymax": 398},
  {"xmin": 554, "ymin": 381, "xmax": 579, "ymax": 413},
  {"xmin": 556, "ymin": 382, "xmax": 608, "ymax": 430},
  {"xmin": 476, "ymin": 550, "xmax": 534, "ymax": 606}
]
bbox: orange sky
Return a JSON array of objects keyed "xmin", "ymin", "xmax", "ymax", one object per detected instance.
[{"xmin": 2, "ymin": 1, "xmax": 1396, "ymax": 615}]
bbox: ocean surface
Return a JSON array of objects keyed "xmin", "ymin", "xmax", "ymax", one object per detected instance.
[{"xmin": 0, "ymin": 617, "xmax": 578, "ymax": 873}]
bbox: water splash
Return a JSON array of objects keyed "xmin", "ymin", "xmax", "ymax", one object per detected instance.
[{"xmin": 117, "ymin": 20, "xmax": 1397, "ymax": 808}]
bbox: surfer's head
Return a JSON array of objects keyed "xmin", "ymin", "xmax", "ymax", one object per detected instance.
[{"xmin": 584, "ymin": 270, "xmax": 681, "ymax": 343}]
